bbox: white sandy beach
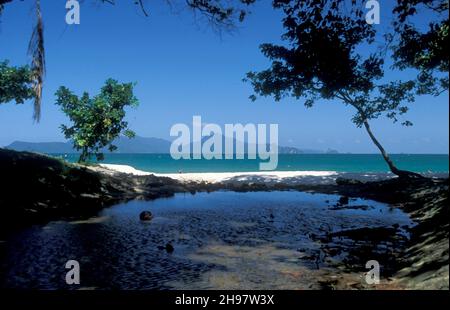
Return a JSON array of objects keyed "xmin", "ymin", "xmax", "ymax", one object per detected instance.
[{"xmin": 98, "ymin": 163, "xmax": 339, "ymax": 184}]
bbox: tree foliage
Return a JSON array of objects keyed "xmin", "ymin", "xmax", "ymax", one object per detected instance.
[
  {"xmin": 245, "ymin": 0, "xmax": 415, "ymax": 125},
  {"xmin": 0, "ymin": 0, "xmax": 256, "ymax": 121},
  {"xmin": 55, "ymin": 79, "xmax": 138, "ymax": 163},
  {"xmin": 182, "ymin": 0, "xmax": 256, "ymax": 29},
  {"xmin": 392, "ymin": 0, "xmax": 449, "ymax": 95},
  {"xmin": 82, "ymin": 0, "xmax": 257, "ymax": 28},
  {"xmin": 0, "ymin": 0, "xmax": 13, "ymax": 14},
  {"xmin": 0, "ymin": 60, "xmax": 34, "ymax": 104},
  {"xmin": 245, "ymin": 0, "xmax": 448, "ymax": 177}
]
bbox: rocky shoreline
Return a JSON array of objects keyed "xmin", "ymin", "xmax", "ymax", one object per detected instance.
[{"xmin": 0, "ymin": 149, "xmax": 448, "ymax": 289}]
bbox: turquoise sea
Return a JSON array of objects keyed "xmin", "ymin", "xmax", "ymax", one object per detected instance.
[{"xmin": 56, "ymin": 153, "xmax": 449, "ymax": 174}]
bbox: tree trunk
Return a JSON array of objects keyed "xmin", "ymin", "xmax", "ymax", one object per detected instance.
[
  {"xmin": 79, "ymin": 146, "xmax": 89, "ymax": 163},
  {"xmin": 362, "ymin": 119, "xmax": 424, "ymax": 179}
]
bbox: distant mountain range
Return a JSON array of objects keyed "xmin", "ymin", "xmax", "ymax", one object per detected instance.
[{"xmin": 5, "ymin": 136, "xmax": 338, "ymax": 154}]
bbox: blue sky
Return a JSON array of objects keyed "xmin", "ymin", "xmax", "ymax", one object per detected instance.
[{"xmin": 0, "ymin": 0, "xmax": 448, "ymax": 153}]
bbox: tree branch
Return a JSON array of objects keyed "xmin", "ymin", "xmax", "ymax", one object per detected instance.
[{"xmin": 137, "ymin": 0, "xmax": 149, "ymax": 16}]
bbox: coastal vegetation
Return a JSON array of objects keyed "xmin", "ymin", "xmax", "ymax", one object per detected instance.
[
  {"xmin": 244, "ymin": 0, "xmax": 448, "ymax": 178},
  {"xmin": 0, "ymin": 61, "xmax": 33, "ymax": 105},
  {"xmin": 0, "ymin": 0, "xmax": 255, "ymax": 120},
  {"xmin": 55, "ymin": 79, "xmax": 138, "ymax": 162}
]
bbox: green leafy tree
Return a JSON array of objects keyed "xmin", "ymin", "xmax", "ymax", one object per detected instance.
[
  {"xmin": 245, "ymin": 0, "xmax": 448, "ymax": 178},
  {"xmin": 55, "ymin": 79, "xmax": 138, "ymax": 163},
  {"xmin": 0, "ymin": 60, "xmax": 34, "ymax": 104},
  {"xmin": 0, "ymin": 0, "xmax": 255, "ymax": 121},
  {"xmin": 0, "ymin": 0, "xmax": 45, "ymax": 121},
  {"xmin": 392, "ymin": 0, "xmax": 448, "ymax": 95}
]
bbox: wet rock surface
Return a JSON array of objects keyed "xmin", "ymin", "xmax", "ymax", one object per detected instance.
[{"xmin": 139, "ymin": 211, "xmax": 153, "ymax": 221}]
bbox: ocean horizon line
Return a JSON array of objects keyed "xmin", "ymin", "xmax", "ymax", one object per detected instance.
[
  {"xmin": 45, "ymin": 153, "xmax": 450, "ymax": 174},
  {"xmin": 47, "ymin": 152, "xmax": 450, "ymax": 156}
]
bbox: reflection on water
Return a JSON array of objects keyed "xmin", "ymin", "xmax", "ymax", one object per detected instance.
[{"xmin": 0, "ymin": 191, "xmax": 414, "ymax": 289}]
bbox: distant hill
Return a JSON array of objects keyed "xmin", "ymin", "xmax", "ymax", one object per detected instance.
[
  {"xmin": 187, "ymin": 134, "xmax": 332, "ymax": 154},
  {"xmin": 5, "ymin": 136, "xmax": 338, "ymax": 154},
  {"xmin": 6, "ymin": 136, "xmax": 171, "ymax": 154},
  {"xmin": 6, "ymin": 141, "xmax": 75, "ymax": 153},
  {"xmin": 109, "ymin": 136, "xmax": 171, "ymax": 153}
]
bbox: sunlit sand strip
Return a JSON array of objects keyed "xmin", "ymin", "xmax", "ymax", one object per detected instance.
[
  {"xmin": 99, "ymin": 164, "xmax": 338, "ymax": 184},
  {"xmin": 157, "ymin": 171, "xmax": 338, "ymax": 183},
  {"xmin": 99, "ymin": 164, "xmax": 153, "ymax": 176}
]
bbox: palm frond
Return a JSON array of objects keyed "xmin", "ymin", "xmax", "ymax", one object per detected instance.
[{"xmin": 28, "ymin": 0, "xmax": 45, "ymax": 122}]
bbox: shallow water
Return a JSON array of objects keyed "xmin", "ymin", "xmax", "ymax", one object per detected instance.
[
  {"xmin": 0, "ymin": 191, "xmax": 414, "ymax": 289},
  {"xmin": 56, "ymin": 153, "xmax": 450, "ymax": 173}
]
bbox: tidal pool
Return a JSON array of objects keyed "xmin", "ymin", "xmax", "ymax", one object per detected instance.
[{"xmin": 0, "ymin": 191, "xmax": 414, "ymax": 289}]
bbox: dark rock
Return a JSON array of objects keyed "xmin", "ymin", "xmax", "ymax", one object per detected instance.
[
  {"xmin": 139, "ymin": 211, "xmax": 153, "ymax": 221},
  {"xmin": 329, "ymin": 204, "xmax": 372, "ymax": 211},
  {"xmin": 318, "ymin": 279, "xmax": 339, "ymax": 290},
  {"xmin": 338, "ymin": 196, "xmax": 349, "ymax": 205},
  {"xmin": 330, "ymin": 227, "xmax": 399, "ymax": 242},
  {"xmin": 335, "ymin": 177, "xmax": 363, "ymax": 185},
  {"xmin": 165, "ymin": 243, "xmax": 174, "ymax": 253}
]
